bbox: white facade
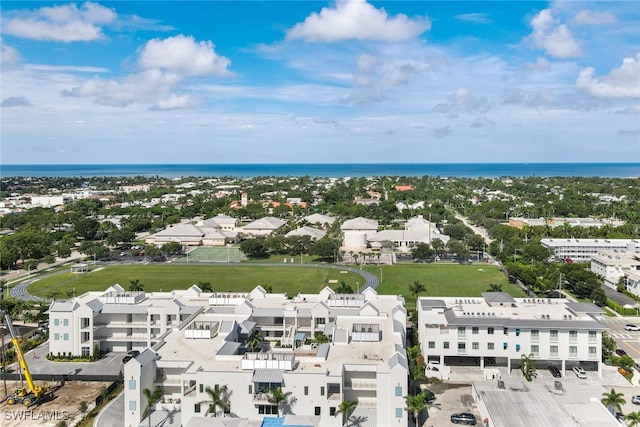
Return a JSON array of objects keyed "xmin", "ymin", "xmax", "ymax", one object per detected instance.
[
  {"xmin": 417, "ymin": 293, "xmax": 606, "ymax": 377},
  {"xmin": 625, "ymin": 270, "xmax": 640, "ymax": 298},
  {"xmin": 541, "ymin": 238, "xmax": 640, "ymax": 262},
  {"xmin": 123, "ymin": 286, "xmax": 408, "ymax": 427},
  {"xmin": 48, "ymin": 284, "xmax": 206, "ymax": 357},
  {"xmin": 590, "ymin": 250, "xmax": 640, "ymax": 288}
]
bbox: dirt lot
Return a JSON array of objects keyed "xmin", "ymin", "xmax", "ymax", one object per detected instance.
[{"xmin": 0, "ymin": 380, "xmax": 110, "ymax": 427}]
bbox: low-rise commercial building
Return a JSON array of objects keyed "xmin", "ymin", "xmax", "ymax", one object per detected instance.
[
  {"xmin": 540, "ymin": 238, "xmax": 640, "ymax": 262},
  {"xmin": 417, "ymin": 293, "xmax": 606, "ymax": 377}
]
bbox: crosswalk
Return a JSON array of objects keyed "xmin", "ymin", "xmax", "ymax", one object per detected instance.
[{"xmin": 600, "ymin": 317, "xmax": 640, "ymax": 339}]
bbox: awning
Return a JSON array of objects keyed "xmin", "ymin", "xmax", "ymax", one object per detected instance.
[
  {"xmin": 252, "ymin": 369, "xmax": 284, "ymax": 384},
  {"xmin": 294, "ymin": 332, "xmax": 306, "ymax": 342}
]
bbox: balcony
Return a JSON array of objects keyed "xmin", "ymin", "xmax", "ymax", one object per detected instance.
[{"xmin": 345, "ymin": 379, "xmax": 377, "ymax": 390}]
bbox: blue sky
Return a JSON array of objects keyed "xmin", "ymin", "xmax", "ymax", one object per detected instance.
[{"xmin": 1, "ymin": 0, "xmax": 639, "ymax": 164}]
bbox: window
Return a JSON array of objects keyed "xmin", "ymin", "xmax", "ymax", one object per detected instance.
[
  {"xmin": 589, "ymin": 346, "xmax": 597, "ymax": 358},
  {"xmin": 488, "ymin": 327, "xmax": 494, "ymax": 335},
  {"xmin": 488, "ymin": 342, "xmax": 494, "ymax": 350},
  {"xmin": 472, "ymin": 327, "xmax": 479, "ymax": 335},
  {"xmin": 515, "ymin": 328, "xmax": 521, "ymax": 337},
  {"xmin": 63, "ymin": 319, "xmax": 69, "ymax": 326},
  {"xmin": 129, "ymin": 380, "xmax": 136, "ymax": 390},
  {"xmin": 569, "ymin": 330, "xmax": 577, "ymax": 342},
  {"xmin": 81, "ymin": 347, "xmax": 90, "ymax": 356},
  {"xmin": 457, "ymin": 327, "xmax": 466, "ymax": 336},
  {"xmin": 194, "ymin": 403, "xmax": 201, "ymax": 413},
  {"xmin": 330, "ymin": 407, "xmax": 336, "ymax": 416},
  {"xmin": 304, "ymin": 386, "xmax": 308, "ymax": 396},
  {"xmin": 516, "ymin": 344, "xmax": 521, "ymax": 352},
  {"xmin": 569, "ymin": 346, "xmax": 578, "ymax": 358},
  {"xmin": 320, "ymin": 386, "xmax": 325, "ymax": 396},
  {"xmin": 63, "ymin": 333, "xmax": 69, "ymax": 341},
  {"xmin": 472, "ymin": 342, "xmax": 479, "ymax": 350},
  {"xmin": 550, "ymin": 330, "xmax": 558, "ymax": 342},
  {"xmin": 503, "ymin": 342, "xmax": 508, "ymax": 350},
  {"xmin": 531, "ymin": 345, "xmax": 539, "ymax": 356},
  {"xmin": 395, "ymin": 386, "xmax": 402, "ymax": 396},
  {"xmin": 458, "ymin": 342, "xmax": 466, "ymax": 352},
  {"xmin": 129, "ymin": 400, "xmax": 136, "ymax": 411},
  {"xmin": 443, "ymin": 341, "xmax": 450, "ymax": 349},
  {"xmin": 54, "ymin": 319, "xmax": 60, "ymax": 326},
  {"xmin": 531, "ymin": 330, "xmax": 539, "ymax": 341},
  {"xmin": 396, "ymin": 407, "xmax": 403, "ymax": 418},
  {"xmin": 315, "ymin": 407, "xmax": 321, "ymax": 416},
  {"xmin": 588, "ymin": 331, "xmax": 597, "ymax": 343},
  {"xmin": 248, "ymin": 385, "xmax": 252, "ymax": 394},
  {"xmin": 503, "ymin": 327, "xmax": 508, "ymax": 335},
  {"xmin": 428, "ymin": 341, "xmax": 435, "ymax": 349},
  {"xmin": 199, "ymin": 384, "xmax": 203, "ymax": 393},
  {"xmin": 550, "ymin": 345, "xmax": 558, "ymax": 357},
  {"xmin": 54, "ymin": 333, "xmax": 59, "ymax": 341},
  {"xmin": 259, "ymin": 405, "xmax": 278, "ymax": 415}
]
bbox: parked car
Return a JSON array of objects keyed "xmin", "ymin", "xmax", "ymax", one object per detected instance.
[
  {"xmin": 572, "ymin": 366, "xmax": 587, "ymax": 379},
  {"xmin": 632, "ymin": 395, "xmax": 640, "ymax": 405},
  {"xmin": 451, "ymin": 412, "xmax": 477, "ymax": 425},
  {"xmin": 123, "ymin": 350, "xmax": 140, "ymax": 364},
  {"xmin": 548, "ymin": 366, "xmax": 561, "ymax": 378},
  {"xmin": 625, "ymin": 324, "xmax": 640, "ymax": 331},
  {"xmin": 615, "ymin": 348, "xmax": 628, "ymax": 357}
]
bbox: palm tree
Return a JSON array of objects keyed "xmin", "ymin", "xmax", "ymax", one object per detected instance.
[
  {"xmin": 487, "ymin": 283, "xmax": 502, "ymax": 292},
  {"xmin": 198, "ymin": 281, "xmax": 213, "ymax": 292},
  {"xmin": 129, "ymin": 279, "xmax": 144, "ymax": 291},
  {"xmin": 247, "ymin": 330, "xmax": 263, "ymax": 352},
  {"xmin": 335, "ymin": 400, "xmax": 357, "ymax": 426},
  {"xmin": 267, "ymin": 387, "xmax": 293, "ymax": 416},
  {"xmin": 626, "ymin": 411, "xmax": 640, "ymax": 427},
  {"xmin": 204, "ymin": 385, "xmax": 230, "ymax": 417},
  {"xmin": 142, "ymin": 387, "xmax": 163, "ymax": 427},
  {"xmin": 601, "ymin": 388, "xmax": 626, "ymax": 414},
  {"xmin": 405, "ymin": 393, "xmax": 427, "ymax": 426},
  {"xmin": 409, "ymin": 281, "xmax": 426, "ymax": 300}
]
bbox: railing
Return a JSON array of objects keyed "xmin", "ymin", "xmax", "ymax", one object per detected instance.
[{"xmin": 345, "ymin": 379, "xmax": 376, "ymax": 389}]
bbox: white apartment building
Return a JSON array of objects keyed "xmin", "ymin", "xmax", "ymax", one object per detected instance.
[
  {"xmin": 48, "ymin": 284, "xmax": 206, "ymax": 357},
  {"xmin": 540, "ymin": 238, "xmax": 640, "ymax": 262},
  {"xmin": 625, "ymin": 270, "xmax": 640, "ymax": 298},
  {"xmin": 417, "ymin": 293, "xmax": 606, "ymax": 377},
  {"xmin": 591, "ymin": 250, "xmax": 640, "ymax": 289},
  {"xmin": 123, "ymin": 286, "xmax": 408, "ymax": 427}
]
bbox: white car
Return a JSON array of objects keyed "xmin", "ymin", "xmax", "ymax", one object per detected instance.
[
  {"xmin": 625, "ymin": 324, "xmax": 640, "ymax": 331},
  {"xmin": 572, "ymin": 366, "xmax": 587, "ymax": 379}
]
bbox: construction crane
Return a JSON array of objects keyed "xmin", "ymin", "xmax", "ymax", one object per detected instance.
[{"xmin": 4, "ymin": 313, "xmax": 50, "ymax": 406}]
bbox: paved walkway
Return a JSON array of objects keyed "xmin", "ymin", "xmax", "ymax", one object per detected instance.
[{"xmin": 94, "ymin": 391, "xmax": 124, "ymax": 427}]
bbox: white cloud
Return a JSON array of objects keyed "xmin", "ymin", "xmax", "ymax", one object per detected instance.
[
  {"xmin": 576, "ymin": 52, "xmax": 640, "ymax": 98},
  {"xmin": 455, "ymin": 13, "xmax": 491, "ymax": 24},
  {"xmin": 433, "ymin": 126, "xmax": 452, "ymax": 138},
  {"xmin": 151, "ymin": 94, "xmax": 204, "ymax": 110},
  {"xmin": 3, "ymin": 1, "xmax": 116, "ymax": 42},
  {"xmin": 286, "ymin": 0, "xmax": 431, "ymax": 43},
  {"xmin": 527, "ymin": 9, "xmax": 581, "ymax": 58},
  {"xmin": 137, "ymin": 35, "xmax": 232, "ymax": 76},
  {"xmin": 1, "ymin": 96, "xmax": 32, "ymax": 108},
  {"xmin": 62, "ymin": 69, "xmax": 182, "ymax": 107},
  {"xmin": 0, "ymin": 38, "xmax": 21, "ymax": 65},
  {"xmin": 25, "ymin": 64, "xmax": 108, "ymax": 73},
  {"xmin": 525, "ymin": 57, "xmax": 550, "ymax": 71},
  {"xmin": 435, "ymin": 87, "xmax": 490, "ymax": 115},
  {"xmin": 573, "ymin": 10, "xmax": 616, "ymax": 26}
]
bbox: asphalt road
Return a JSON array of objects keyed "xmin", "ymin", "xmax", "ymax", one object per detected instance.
[{"xmin": 600, "ymin": 316, "xmax": 640, "ymax": 361}]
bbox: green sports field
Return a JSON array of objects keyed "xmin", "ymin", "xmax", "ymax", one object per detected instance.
[{"xmin": 26, "ymin": 263, "xmax": 522, "ymax": 308}]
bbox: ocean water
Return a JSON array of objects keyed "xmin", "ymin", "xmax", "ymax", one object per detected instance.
[{"xmin": 1, "ymin": 163, "xmax": 639, "ymax": 179}]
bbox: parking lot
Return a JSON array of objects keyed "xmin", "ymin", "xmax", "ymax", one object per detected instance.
[{"xmin": 419, "ymin": 363, "xmax": 635, "ymax": 427}]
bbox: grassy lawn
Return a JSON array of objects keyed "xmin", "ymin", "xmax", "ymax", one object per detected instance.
[
  {"xmin": 369, "ymin": 263, "xmax": 524, "ymax": 310},
  {"xmin": 27, "ymin": 262, "xmax": 523, "ymax": 310},
  {"xmin": 27, "ymin": 264, "xmax": 363, "ymax": 297}
]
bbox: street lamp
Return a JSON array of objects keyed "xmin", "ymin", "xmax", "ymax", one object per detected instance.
[{"xmin": 379, "ymin": 267, "xmax": 383, "ymax": 283}]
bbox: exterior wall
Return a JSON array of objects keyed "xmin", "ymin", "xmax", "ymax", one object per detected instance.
[
  {"xmin": 124, "ymin": 357, "xmax": 156, "ymax": 427},
  {"xmin": 48, "ymin": 311, "xmax": 74, "ymax": 356},
  {"xmin": 541, "ymin": 239, "xmax": 640, "ymax": 262}
]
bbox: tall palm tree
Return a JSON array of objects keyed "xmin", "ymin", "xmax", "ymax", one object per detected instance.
[
  {"xmin": 626, "ymin": 411, "xmax": 640, "ymax": 427},
  {"xmin": 335, "ymin": 400, "xmax": 357, "ymax": 426},
  {"xmin": 409, "ymin": 281, "xmax": 426, "ymax": 300},
  {"xmin": 405, "ymin": 393, "xmax": 427, "ymax": 427},
  {"xmin": 204, "ymin": 385, "xmax": 230, "ymax": 417},
  {"xmin": 267, "ymin": 387, "xmax": 293, "ymax": 417},
  {"xmin": 247, "ymin": 330, "xmax": 263, "ymax": 353},
  {"xmin": 601, "ymin": 388, "xmax": 626, "ymax": 414},
  {"xmin": 142, "ymin": 387, "xmax": 163, "ymax": 427},
  {"xmin": 198, "ymin": 281, "xmax": 213, "ymax": 292},
  {"xmin": 129, "ymin": 279, "xmax": 144, "ymax": 291}
]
